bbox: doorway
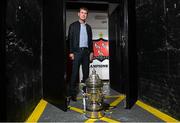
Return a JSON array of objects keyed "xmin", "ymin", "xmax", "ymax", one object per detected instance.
[
  {"xmin": 42, "ymin": 0, "xmax": 137, "ymax": 111},
  {"xmin": 66, "ymin": 2, "xmax": 109, "ymax": 90}
]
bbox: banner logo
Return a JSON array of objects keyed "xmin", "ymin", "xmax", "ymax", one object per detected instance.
[{"xmin": 93, "ymin": 38, "xmax": 109, "ymax": 62}]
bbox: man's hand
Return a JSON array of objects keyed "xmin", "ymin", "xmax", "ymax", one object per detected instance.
[
  {"xmin": 90, "ymin": 52, "xmax": 94, "ymax": 62},
  {"xmin": 69, "ymin": 53, "xmax": 74, "ymax": 60}
]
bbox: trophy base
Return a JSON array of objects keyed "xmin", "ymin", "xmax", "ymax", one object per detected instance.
[{"xmin": 85, "ymin": 111, "xmax": 104, "ymax": 119}]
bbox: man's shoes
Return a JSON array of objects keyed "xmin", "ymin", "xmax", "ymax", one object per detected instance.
[{"xmin": 71, "ymin": 96, "xmax": 77, "ymax": 102}]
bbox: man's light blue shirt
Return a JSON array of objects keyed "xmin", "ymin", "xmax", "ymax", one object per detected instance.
[{"xmin": 79, "ymin": 23, "xmax": 88, "ymax": 48}]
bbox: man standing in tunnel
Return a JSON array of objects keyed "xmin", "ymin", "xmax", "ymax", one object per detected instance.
[{"xmin": 68, "ymin": 7, "xmax": 93, "ymax": 101}]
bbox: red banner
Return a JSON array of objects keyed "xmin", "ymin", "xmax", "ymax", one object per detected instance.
[{"xmin": 93, "ymin": 38, "xmax": 109, "ymax": 61}]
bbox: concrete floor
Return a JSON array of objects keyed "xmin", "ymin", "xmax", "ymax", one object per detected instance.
[{"xmin": 38, "ymin": 88, "xmax": 164, "ymax": 122}]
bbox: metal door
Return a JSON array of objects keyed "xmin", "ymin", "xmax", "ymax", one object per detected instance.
[
  {"xmin": 108, "ymin": 0, "xmax": 137, "ymax": 109},
  {"xmin": 43, "ymin": 0, "xmax": 67, "ymax": 111}
]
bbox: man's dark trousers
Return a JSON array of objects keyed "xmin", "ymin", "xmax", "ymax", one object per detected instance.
[{"xmin": 69, "ymin": 48, "xmax": 90, "ymax": 97}]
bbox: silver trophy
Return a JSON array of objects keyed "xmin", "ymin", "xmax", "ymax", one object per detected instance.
[{"xmin": 80, "ymin": 69, "xmax": 104, "ymax": 119}]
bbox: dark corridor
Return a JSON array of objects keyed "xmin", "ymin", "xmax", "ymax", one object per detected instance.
[{"xmin": 0, "ymin": 0, "xmax": 180, "ymax": 122}]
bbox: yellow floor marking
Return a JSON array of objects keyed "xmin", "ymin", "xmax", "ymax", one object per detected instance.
[
  {"xmin": 98, "ymin": 111, "xmax": 104, "ymax": 118},
  {"xmin": 100, "ymin": 116, "xmax": 120, "ymax": 123},
  {"xmin": 110, "ymin": 95, "xmax": 125, "ymax": 107},
  {"xmin": 68, "ymin": 95, "xmax": 125, "ymax": 123},
  {"xmin": 69, "ymin": 106, "xmax": 98, "ymax": 123},
  {"xmin": 69, "ymin": 106, "xmax": 84, "ymax": 114},
  {"xmin": 105, "ymin": 95, "xmax": 122, "ymax": 99},
  {"xmin": 84, "ymin": 118, "xmax": 98, "ymax": 123},
  {"xmin": 136, "ymin": 100, "xmax": 179, "ymax": 122},
  {"xmin": 26, "ymin": 99, "xmax": 47, "ymax": 122},
  {"xmin": 77, "ymin": 95, "xmax": 121, "ymax": 100},
  {"xmin": 69, "ymin": 97, "xmax": 123, "ymax": 123}
]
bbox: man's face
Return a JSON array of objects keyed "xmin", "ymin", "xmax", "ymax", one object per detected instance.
[{"xmin": 78, "ymin": 9, "xmax": 88, "ymax": 21}]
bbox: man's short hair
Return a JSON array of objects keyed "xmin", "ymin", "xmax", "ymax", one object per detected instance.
[{"xmin": 79, "ymin": 7, "xmax": 88, "ymax": 13}]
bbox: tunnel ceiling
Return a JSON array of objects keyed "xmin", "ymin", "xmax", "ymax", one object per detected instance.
[
  {"xmin": 67, "ymin": 0, "xmax": 120, "ymax": 3},
  {"xmin": 66, "ymin": 2, "xmax": 108, "ymax": 11}
]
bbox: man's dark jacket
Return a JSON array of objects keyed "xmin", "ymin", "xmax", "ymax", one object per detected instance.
[{"xmin": 68, "ymin": 21, "xmax": 93, "ymax": 53}]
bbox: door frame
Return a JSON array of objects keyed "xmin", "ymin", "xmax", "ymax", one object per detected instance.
[{"xmin": 42, "ymin": 0, "xmax": 137, "ymax": 111}]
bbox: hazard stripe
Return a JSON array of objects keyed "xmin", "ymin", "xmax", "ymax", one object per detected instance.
[
  {"xmin": 69, "ymin": 106, "xmax": 84, "ymax": 114},
  {"xmin": 77, "ymin": 95, "xmax": 122, "ymax": 101},
  {"xmin": 136, "ymin": 100, "xmax": 179, "ymax": 122},
  {"xmin": 110, "ymin": 95, "xmax": 125, "ymax": 107},
  {"xmin": 26, "ymin": 99, "xmax": 47, "ymax": 122},
  {"xmin": 105, "ymin": 95, "xmax": 122, "ymax": 99}
]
